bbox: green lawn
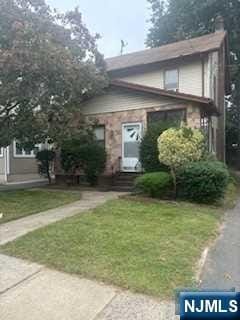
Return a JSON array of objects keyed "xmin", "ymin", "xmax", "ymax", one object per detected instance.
[
  {"xmin": 0, "ymin": 189, "xmax": 81, "ymax": 224},
  {"xmin": 1, "ymin": 198, "xmax": 220, "ymax": 298}
]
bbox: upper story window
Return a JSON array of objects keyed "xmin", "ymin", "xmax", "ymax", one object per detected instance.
[
  {"xmin": 164, "ymin": 69, "xmax": 179, "ymax": 91},
  {"xmin": 14, "ymin": 141, "xmax": 41, "ymax": 158},
  {"xmin": 94, "ymin": 126, "xmax": 105, "ymax": 148}
]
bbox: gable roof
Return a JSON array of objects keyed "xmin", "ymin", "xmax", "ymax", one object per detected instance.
[
  {"xmin": 106, "ymin": 31, "xmax": 226, "ymax": 72},
  {"xmin": 110, "ymin": 80, "xmax": 218, "ymax": 115}
]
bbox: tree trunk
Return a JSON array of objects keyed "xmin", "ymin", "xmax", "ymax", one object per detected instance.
[
  {"xmin": 46, "ymin": 163, "xmax": 52, "ymax": 184},
  {"xmin": 171, "ymin": 167, "xmax": 177, "ymax": 200}
]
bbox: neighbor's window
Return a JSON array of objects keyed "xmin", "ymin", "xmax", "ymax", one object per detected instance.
[
  {"xmin": 14, "ymin": 141, "xmax": 41, "ymax": 158},
  {"xmin": 164, "ymin": 69, "xmax": 179, "ymax": 91},
  {"xmin": 94, "ymin": 126, "xmax": 105, "ymax": 148}
]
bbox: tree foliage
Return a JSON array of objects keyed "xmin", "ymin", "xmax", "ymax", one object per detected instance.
[
  {"xmin": 147, "ymin": 0, "xmax": 240, "ymax": 163},
  {"xmin": 158, "ymin": 126, "xmax": 204, "ymax": 196},
  {"xmin": 61, "ymin": 133, "xmax": 106, "ymax": 186},
  {"xmin": 36, "ymin": 149, "xmax": 55, "ymax": 184},
  {"xmin": 0, "ymin": 0, "xmax": 107, "ymax": 149},
  {"xmin": 139, "ymin": 121, "xmax": 173, "ymax": 172}
]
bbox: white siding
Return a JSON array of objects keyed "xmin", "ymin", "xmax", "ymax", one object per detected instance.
[
  {"xmin": 120, "ymin": 70, "xmax": 164, "ymax": 89},
  {"xmin": 81, "ymin": 89, "xmax": 180, "ymax": 115},
  {"xmin": 178, "ymin": 61, "xmax": 202, "ymax": 96},
  {"xmin": 117, "ymin": 58, "xmax": 221, "ymax": 98},
  {"xmin": 204, "ymin": 57, "xmax": 210, "ymax": 98}
]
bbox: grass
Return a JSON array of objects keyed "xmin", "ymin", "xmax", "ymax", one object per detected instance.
[
  {"xmin": 222, "ymin": 181, "xmax": 239, "ymax": 209},
  {"xmin": 0, "ymin": 189, "xmax": 81, "ymax": 224},
  {"xmin": 1, "ymin": 198, "xmax": 220, "ymax": 298}
]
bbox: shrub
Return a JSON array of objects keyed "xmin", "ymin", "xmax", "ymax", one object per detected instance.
[
  {"xmin": 158, "ymin": 126, "xmax": 205, "ymax": 197},
  {"xmin": 61, "ymin": 136, "xmax": 107, "ymax": 186},
  {"xmin": 135, "ymin": 172, "xmax": 173, "ymax": 198},
  {"xmin": 36, "ymin": 149, "xmax": 55, "ymax": 184},
  {"xmin": 177, "ymin": 161, "xmax": 230, "ymax": 203},
  {"xmin": 79, "ymin": 142, "xmax": 107, "ymax": 186},
  {"xmin": 139, "ymin": 122, "xmax": 174, "ymax": 172}
]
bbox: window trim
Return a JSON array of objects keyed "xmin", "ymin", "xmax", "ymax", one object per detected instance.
[
  {"xmin": 13, "ymin": 141, "xmax": 41, "ymax": 158},
  {"xmin": 164, "ymin": 68, "xmax": 179, "ymax": 92}
]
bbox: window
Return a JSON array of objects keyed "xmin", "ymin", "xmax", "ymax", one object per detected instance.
[
  {"xmin": 0, "ymin": 148, "xmax": 3, "ymax": 157},
  {"xmin": 164, "ymin": 69, "xmax": 179, "ymax": 91},
  {"xmin": 14, "ymin": 141, "xmax": 41, "ymax": 158},
  {"xmin": 94, "ymin": 126, "xmax": 105, "ymax": 148},
  {"xmin": 147, "ymin": 109, "xmax": 186, "ymax": 125}
]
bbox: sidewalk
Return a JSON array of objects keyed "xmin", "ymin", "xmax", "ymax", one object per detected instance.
[
  {"xmin": 200, "ymin": 198, "xmax": 240, "ymax": 291},
  {"xmin": 0, "ymin": 254, "xmax": 177, "ymax": 320},
  {"xmin": 0, "ymin": 191, "xmax": 121, "ymax": 245},
  {"xmin": 0, "ymin": 189, "xmax": 178, "ymax": 319}
]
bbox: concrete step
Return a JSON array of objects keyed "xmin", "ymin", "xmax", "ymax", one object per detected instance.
[{"xmin": 110, "ymin": 185, "xmax": 134, "ymax": 192}]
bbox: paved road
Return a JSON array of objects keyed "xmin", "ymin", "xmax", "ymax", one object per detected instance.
[{"xmin": 200, "ymin": 199, "xmax": 240, "ymax": 291}]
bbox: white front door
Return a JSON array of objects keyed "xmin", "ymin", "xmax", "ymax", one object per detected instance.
[{"xmin": 122, "ymin": 123, "xmax": 142, "ymax": 172}]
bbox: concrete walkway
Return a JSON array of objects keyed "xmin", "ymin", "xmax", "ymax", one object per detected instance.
[
  {"xmin": 0, "ymin": 191, "xmax": 121, "ymax": 245},
  {"xmin": 200, "ymin": 199, "xmax": 240, "ymax": 291},
  {"xmin": 0, "ymin": 180, "xmax": 48, "ymax": 191},
  {"xmin": 0, "ymin": 190, "xmax": 178, "ymax": 319},
  {"xmin": 0, "ymin": 254, "xmax": 177, "ymax": 320}
]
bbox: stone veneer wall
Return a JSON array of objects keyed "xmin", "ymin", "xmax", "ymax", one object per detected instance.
[{"xmin": 86, "ymin": 103, "xmax": 201, "ymax": 175}]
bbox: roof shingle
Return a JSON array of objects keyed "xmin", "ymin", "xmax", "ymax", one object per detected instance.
[{"xmin": 106, "ymin": 31, "xmax": 226, "ymax": 72}]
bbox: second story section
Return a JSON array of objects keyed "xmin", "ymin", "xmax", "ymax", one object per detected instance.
[{"xmin": 106, "ymin": 30, "xmax": 230, "ymax": 106}]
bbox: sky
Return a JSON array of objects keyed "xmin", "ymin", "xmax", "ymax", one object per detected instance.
[{"xmin": 46, "ymin": 0, "xmax": 150, "ymax": 58}]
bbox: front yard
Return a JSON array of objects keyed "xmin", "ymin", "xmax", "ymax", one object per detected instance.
[
  {"xmin": 1, "ymin": 198, "xmax": 220, "ymax": 298},
  {"xmin": 0, "ymin": 189, "xmax": 81, "ymax": 224}
]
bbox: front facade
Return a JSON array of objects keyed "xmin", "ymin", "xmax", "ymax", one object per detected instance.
[
  {"xmin": 1, "ymin": 26, "xmax": 230, "ymax": 184},
  {"xmin": 80, "ymin": 29, "xmax": 230, "ymax": 177}
]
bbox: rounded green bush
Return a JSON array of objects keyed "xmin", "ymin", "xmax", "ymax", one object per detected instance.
[
  {"xmin": 177, "ymin": 161, "xmax": 230, "ymax": 203},
  {"xmin": 135, "ymin": 172, "xmax": 173, "ymax": 198}
]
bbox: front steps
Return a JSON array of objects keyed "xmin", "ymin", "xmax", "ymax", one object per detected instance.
[{"xmin": 111, "ymin": 172, "xmax": 141, "ymax": 192}]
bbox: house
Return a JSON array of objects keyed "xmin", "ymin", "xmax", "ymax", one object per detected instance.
[
  {"xmin": 79, "ymin": 24, "xmax": 230, "ymax": 182},
  {"xmin": 0, "ymin": 142, "xmax": 46, "ymax": 185},
  {"xmin": 0, "ymin": 20, "xmax": 230, "ymax": 185}
]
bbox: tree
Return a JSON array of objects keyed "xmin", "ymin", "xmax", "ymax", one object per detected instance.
[
  {"xmin": 139, "ymin": 121, "xmax": 174, "ymax": 172},
  {"xmin": 158, "ymin": 126, "xmax": 204, "ymax": 197},
  {"xmin": 36, "ymin": 149, "xmax": 55, "ymax": 184},
  {"xmin": 146, "ymin": 0, "xmax": 240, "ymax": 165},
  {"xmin": 61, "ymin": 132, "xmax": 107, "ymax": 186},
  {"xmin": 0, "ymin": 0, "xmax": 107, "ymax": 149}
]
